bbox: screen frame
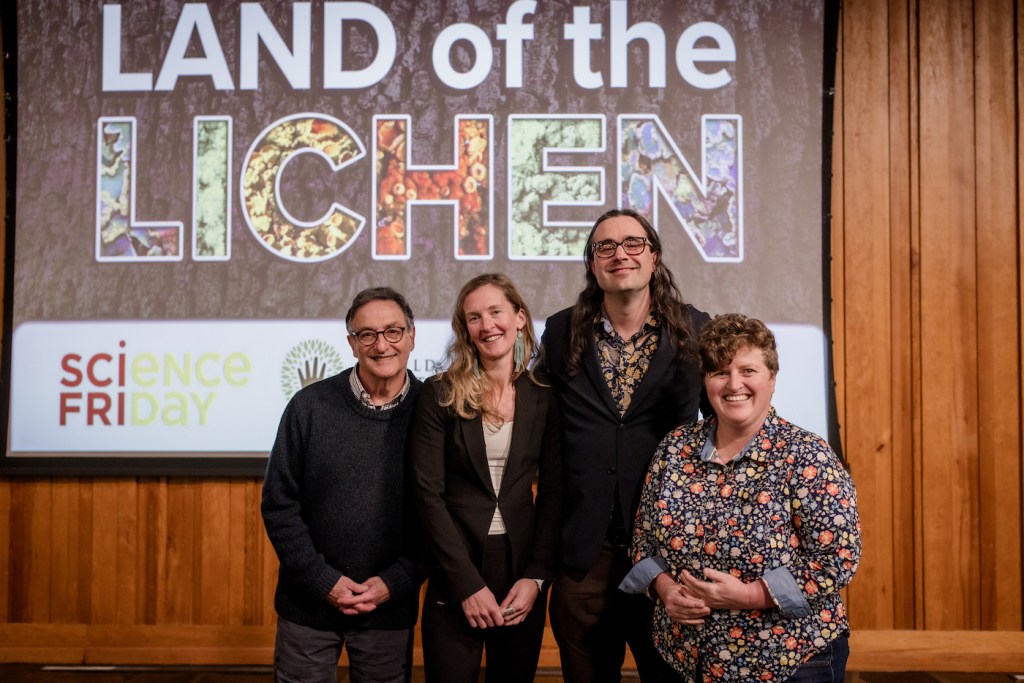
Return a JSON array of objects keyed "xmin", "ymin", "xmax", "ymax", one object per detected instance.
[{"xmin": 0, "ymin": 0, "xmax": 843, "ymax": 476}]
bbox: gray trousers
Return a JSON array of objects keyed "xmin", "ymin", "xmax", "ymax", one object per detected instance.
[{"xmin": 273, "ymin": 617, "xmax": 413, "ymax": 683}]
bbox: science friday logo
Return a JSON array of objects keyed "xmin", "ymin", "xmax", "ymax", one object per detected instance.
[{"xmin": 58, "ymin": 340, "xmax": 252, "ymax": 427}]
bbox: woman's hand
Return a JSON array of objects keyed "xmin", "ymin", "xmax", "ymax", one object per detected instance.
[
  {"xmin": 679, "ymin": 568, "xmax": 773, "ymax": 610},
  {"xmin": 498, "ymin": 579, "xmax": 540, "ymax": 626},
  {"xmin": 653, "ymin": 572, "xmax": 710, "ymax": 625},
  {"xmin": 461, "ymin": 586, "xmax": 505, "ymax": 629}
]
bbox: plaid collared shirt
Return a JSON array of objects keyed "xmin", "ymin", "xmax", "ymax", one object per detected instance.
[{"xmin": 349, "ymin": 365, "xmax": 411, "ymax": 410}]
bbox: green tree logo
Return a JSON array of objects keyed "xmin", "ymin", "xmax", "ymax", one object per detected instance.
[{"xmin": 281, "ymin": 340, "xmax": 345, "ymax": 399}]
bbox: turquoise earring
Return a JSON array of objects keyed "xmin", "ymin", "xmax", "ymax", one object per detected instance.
[{"xmin": 513, "ymin": 329, "xmax": 525, "ymax": 373}]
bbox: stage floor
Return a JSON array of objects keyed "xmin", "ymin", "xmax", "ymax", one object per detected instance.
[{"xmin": 0, "ymin": 665, "xmax": 1020, "ymax": 682}]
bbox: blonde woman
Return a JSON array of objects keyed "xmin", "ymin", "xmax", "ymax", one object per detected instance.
[{"xmin": 411, "ymin": 273, "xmax": 561, "ymax": 683}]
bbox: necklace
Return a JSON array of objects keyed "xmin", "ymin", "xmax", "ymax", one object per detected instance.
[
  {"xmin": 484, "ymin": 383, "xmax": 515, "ymax": 433},
  {"xmin": 491, "ymin": 383, "xmax": 515, "ymax": 417},
  {"xmin": 483, "ymin": 417, "xmax": 506, "ymax": 433}
]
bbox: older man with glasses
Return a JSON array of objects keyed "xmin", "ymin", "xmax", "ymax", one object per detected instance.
[
  {"xmin": 262, "ymin": 287, "xmax": 423, "ymax": 683},
  {"xmin": 541, "ymin": 209, "xmax": 712, "ymax": 683}
]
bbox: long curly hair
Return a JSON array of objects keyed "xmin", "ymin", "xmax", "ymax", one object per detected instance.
[
  {"xmin": 439, "ymin": 273, "xmax": 542, "ymax": 421},
  {"xmin": 565, "ymin": 208, "xmax": 698, "ymax": 376}
]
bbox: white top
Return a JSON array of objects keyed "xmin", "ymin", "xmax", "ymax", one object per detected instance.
[{"xmin": 484, "ymin": 421, "xmax": 513, "ymax": 535}]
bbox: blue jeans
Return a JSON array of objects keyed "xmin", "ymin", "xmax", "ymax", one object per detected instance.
[
  {"xmin": 273, "ymin": 617, "xmax": 413, "ymax": 683},
  {"xmin": 785, "ymin": 635, "xmax": 850, "ymax": 683}
]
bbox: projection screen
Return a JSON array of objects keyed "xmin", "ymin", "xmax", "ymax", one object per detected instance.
[{"xmin": 1, "ymin": 0, "xmax": 837, "ymax": 474}]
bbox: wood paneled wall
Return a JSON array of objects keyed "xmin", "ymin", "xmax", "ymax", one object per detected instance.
[
  {"xmin": 2, "ymin": 0, "xmax": 1024, "ymax": 671},
  {"xmin": 834, "ymin": 0, "xmax": 1024, "ymax": 641}
]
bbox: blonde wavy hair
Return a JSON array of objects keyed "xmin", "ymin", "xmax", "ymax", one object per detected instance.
[{"xmin": 438, "ymin": 273, "xmax": 542, "ymax": 421}]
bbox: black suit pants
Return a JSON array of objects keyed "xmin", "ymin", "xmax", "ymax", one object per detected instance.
[{"xmin": 422, "ymin": 534, "xmax": 547, "ymax": 683}]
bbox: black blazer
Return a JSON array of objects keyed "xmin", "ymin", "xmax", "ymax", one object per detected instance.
[
  {"xmin": 410, "ymin": 373, "xmax": 561, "ymax": 602},
  {"xmin": 541, "ymin": 305, "xmax": 710, "ymax": 573}
]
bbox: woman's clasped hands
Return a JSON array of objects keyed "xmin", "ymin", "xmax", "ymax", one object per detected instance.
[
  {"xmin": 655, "ymin": 567, "xmax": 773, "ymax": 625},
  {"xmin": 653, "ymin": 572, "xmax": 711, "ymax": 626},
  {"xmin": 461, "ymin": 579, "xmax": 539, "ymax": 629}
]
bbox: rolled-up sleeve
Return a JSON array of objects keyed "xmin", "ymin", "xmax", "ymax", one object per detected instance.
[
  {"xmin": 619, "ymin": 556, "xmax": 669, "ymax": 595},
  {"xmin": 761, "ymin": 567, "xmax": 811, "ymax": 618}
]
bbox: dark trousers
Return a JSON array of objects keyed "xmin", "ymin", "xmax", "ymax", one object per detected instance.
[
  {"xmin": 551, "ymin": 539, "xmax": 683, "ymax": 683},
  {"xmin": 272, "ymin": 617, "xmax": 412, "ymax": 683},
  {"xmin": 421, "ymin": 534, "xmax": 548, "ymax": 683}
]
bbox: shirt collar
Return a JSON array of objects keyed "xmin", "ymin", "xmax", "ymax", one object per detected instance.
[
  {"xmin": 596, "ymin": 308, "xmax": 660, "ymax": 338},
  {"xmin": 349, "ymin": 366, "xmax": 411, "ymax": 411},
  {"xmin": 700, "ymin": 409, "xmax": 778, "ymax": 464}
]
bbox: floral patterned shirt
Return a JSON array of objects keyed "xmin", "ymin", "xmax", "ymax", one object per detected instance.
[
  {"xmin": 595, "ymin": 312, "xmax": 660, "ymax": 416},
  {"xmin": 630, "ymin": 409, "xmax": 861, "ymax": 682}
]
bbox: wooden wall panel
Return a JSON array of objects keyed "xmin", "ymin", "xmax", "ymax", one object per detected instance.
[
  {"xmin": 89, "ymin": 481, "xmax": 118, "ymax": 624},
  {"xmin": 904, "ymin": 0, "xmax": 926, "ymax": 631},
  {"xmin": 885, "ymin": 0, "xmax": 918, "ymax": 631},
  {"xmin": 165, "ymin": 480, "xmax": 196, "ymax": 623},
  {"xmin": 139, "ymin": 479, "xmax": 168, "ymax": 624},
  {"xmin": 76, "ymin": 482, "xmax": 95, "ymax": 623},
  {"xmin": 258, "ymin": 488, "xmax": 279, "ymax": 627},
  {"xmin": 0, "ymin": 0, "xmax": 1023, "ymax": 672},
  {"xmin": 243, "ymin": 481, "xmax": 274, "ymax": 626},
  {"xmin": 118, "ymin": 481, "xmax": 141, "ymax": 624},
  {"xmin": 917, "ymin": 0, "xmax": 982, "ymax": 631},
  {"xmin": 49, "ymin": 479, "xmax": 83, "ymax": 623},
  {"xmin": 227, "ymin": 480, "xmax": 248, "ymax": 625},
  {"xmin": 9, "ymin": 481, "xmax": 53, "ymax": 622},
  {"xmin": 1019, "ymin": 0, "xmax": 1024, "ymax": 642},
  {"xmin": 198, "ymin": 481, "xmax": 231, "ymax": 624},
  {"xmin": 974, "ymin": 0, "xmax": 1022, "ymax": 631},
  {"xmin": 838, "ymin": 0, "xmax": 897, "ymax": 630}
]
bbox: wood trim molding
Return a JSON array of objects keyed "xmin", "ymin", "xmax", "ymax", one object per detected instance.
[
  {"xmin": 0, "ymin": 626, "xmax": 1021, "ymax": 673},
  {"xmin": 850, "ymin": 630, "xmax": 1024, "ymax": 672}
]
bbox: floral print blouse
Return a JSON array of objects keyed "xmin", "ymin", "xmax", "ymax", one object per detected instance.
[{"xmin": 630, "ymin": 408, "xmax": 861, "ymax": 681}]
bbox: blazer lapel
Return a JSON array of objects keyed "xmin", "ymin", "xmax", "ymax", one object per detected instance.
[
  {"xmin": 580, "ymin": 339, "xmax": 621, "ymax": 418},
  {"xmin": 504, "ymin": 375, "xmax": 540, "ymax": 488},
  {"xmin": 622, "ymin": 332, "xmax": 674, "ymax": 418},
  {"xmin": 460, "ymin": 415, "xmax": 495, "ymax": 496}
]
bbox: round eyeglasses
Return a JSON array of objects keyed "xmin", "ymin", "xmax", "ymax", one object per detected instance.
[
  {"xmin": 590, "ymin": 236, "xmax": 651, "ymax": 259},
  {"xmin": 350, "ymin": 326, "xmax": 407, "ymax": 346}
]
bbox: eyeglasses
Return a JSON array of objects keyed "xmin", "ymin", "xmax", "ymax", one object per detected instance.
[
  {"xmin": 350, "ymin": 326, "xmax": 407, "ymax": 346},
  {"xmin": 590, "ymin": 236, "xmax": 651, "ymax": 259}
]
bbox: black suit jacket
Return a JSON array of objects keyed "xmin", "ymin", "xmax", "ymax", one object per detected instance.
[
  {"xmin": 541, "ymin": 305, "xmax": 710, "ymax": 573},
  {"xmin": 410, "ymin": 373, "xmax": 562, "ymax": 602}
]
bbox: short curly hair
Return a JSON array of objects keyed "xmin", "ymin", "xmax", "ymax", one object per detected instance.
[{"xmin": 697, "ymin": 313, "xmax": 779, "ymax": 375}]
